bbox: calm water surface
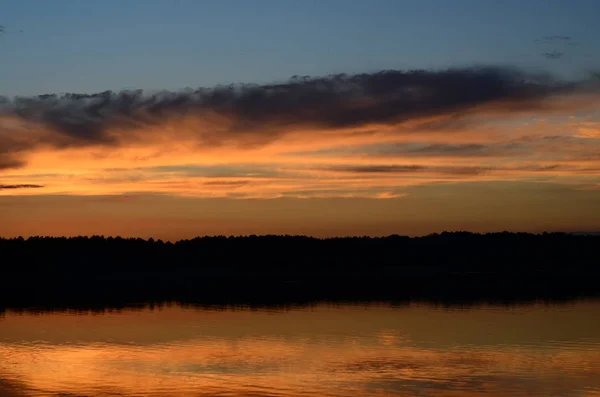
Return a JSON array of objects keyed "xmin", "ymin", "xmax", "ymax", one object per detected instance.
[{"xmin": 1, "ymin": 301, "xmax": 600, "ymax": 397}]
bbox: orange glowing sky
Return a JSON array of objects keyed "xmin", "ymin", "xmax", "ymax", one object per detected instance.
[{"xmin": 1, "ymin": 70, "xmax": 600, "ymax": 238}]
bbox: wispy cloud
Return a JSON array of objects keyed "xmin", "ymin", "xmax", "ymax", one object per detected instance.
[
  {"xmin": 537, "ymin": 35, "xmax": 573, "ymax": 42},
  {"xmin": 0, "ymin": 184, "xmax": 43, "ymax": 190},
  {"xmin": 542, "ymin": 51, "xmax": 565, "ymax": 60},
  {"xmin": 324, "ymin": 165, "xmax": 426, "ymax": 174}
]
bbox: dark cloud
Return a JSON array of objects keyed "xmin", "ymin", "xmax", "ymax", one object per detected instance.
[
  {"xmin": 391, "ymin": 143, "xmax": 491, "ymax": 157},
  {"xmin": 403, "ymin": 142, "xmax": 531, "ymax": 158},
  {"xmin": 536, "ymin": 36, "xmax": 583, "ymax": 59},
  {"xmin": 296, "ymin": 142, "xmax": 528, "ymax": 159},
  {"xmin": 144, "ymin": 165, "xmax": 280, "ymax": 178},
  {"xmin": 0, "ymin": 156, "xmax": 25, "ymax": 170},
  {"xmin": 539, "ymin": 35, "xmax": 573, "ymax": 42},
  {"xmin": 329, "ymin": 165, "xmax": 426, "ymax": 173},
  {"xmin": 322, "ymin": 165, "xmax": 490, "ymax": 176},
  {"xmin": 203, "ymin": 180, "xmax": 251, "ymax": 187},
  {"xmin": 0, "ymin": 25, "xmax": 24, "ymax": 36},
  {"xmin": 0, "ymin": 184, "xmax": 44, "ymax": 189},
  {"xmin": 321, "ymin": 164, "xmax": 578, "ymax": 176},
  {"xmin": 0, "ymin": 66, "xmax": 596, "ymax": 169},
  {"xmin": 542, "ymin": 51, "xmax": 565, "ymax": 60}
]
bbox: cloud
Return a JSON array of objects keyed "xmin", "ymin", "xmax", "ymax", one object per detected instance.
[
  {"xmin": 318, "ymin": 163, "xmax": 600, "ymax": 178},
  {"xmin": 538, "ymin": 35, "xmax": 573, "ymax": 42},
  {"xmin": 0, "ymin": 156, "xmax": 25, "ymax": 170},
  {"xmin": 542, "ymin": 51, "xmax": 565, "ymax": 60},
  {"xmin": 405, "ymin": 143, "xmax": 494, "ymax": 156},
  {"xmin": 327, "ymin": 165, "xmax": 426, "ymax": 173},
  {"xmin": 1, "ymin": 66, "xmax": 597, "ymax": 170},
  {"xmin": 321, "ymin": 164, "xmax": 492, "ymax": 176},
  {"xmin": 365, "ymin": 142, "xmax": 521, "ymax": 158},
  {"xmin": 203, "ymin": 180, "xmax": 251, "ymax": 187},
  {"xmin": 286, "ymin": 131, "xmax": 600, "ymax": 164},
  {"xmin": 535, "ymin": 35, "xmax": 588, "ymax": 60},
  {"xmin": 572, "ymin": 121, "xmax": 600, "ymax": 139},
  {"xmin": 0, "ymin": 184, "xmax": 43, "ymax": 190},
  {"xmin": 1, "ymin": 66, "xmax": 599, "ymax": 200}
]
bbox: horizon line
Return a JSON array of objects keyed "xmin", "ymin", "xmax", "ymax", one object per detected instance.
[{"xmin": 3, "ymin": 230, "xmax": 600, "ymax": 243}]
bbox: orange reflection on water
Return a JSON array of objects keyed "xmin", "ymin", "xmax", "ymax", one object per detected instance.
[{"xmin": 1, "ymin": 302, "xmax": 600, "ymax": 397}]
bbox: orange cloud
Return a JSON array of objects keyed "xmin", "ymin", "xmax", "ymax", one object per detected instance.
[{"xmin": 1, "ymin": 68, "xmax": 600, "ymax": 206}]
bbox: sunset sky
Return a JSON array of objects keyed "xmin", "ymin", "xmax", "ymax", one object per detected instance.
[{"xmin": 1, "ymin": 0, "xmax": 600, "ymax": 239}]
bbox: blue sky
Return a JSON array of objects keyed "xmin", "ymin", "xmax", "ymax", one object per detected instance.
[{"xmin": 1, "ymin": 0, "xmax": 599, "ymax": 97}]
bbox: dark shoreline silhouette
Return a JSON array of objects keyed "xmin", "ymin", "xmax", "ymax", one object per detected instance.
[{"xmin": 1, "ymin": 232, "xmax": 599, "ymax": 313}]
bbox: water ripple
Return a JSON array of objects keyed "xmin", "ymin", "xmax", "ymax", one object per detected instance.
[{"xmin": 1, "ymin": 301, "xmax": 599, "ymax": 396}]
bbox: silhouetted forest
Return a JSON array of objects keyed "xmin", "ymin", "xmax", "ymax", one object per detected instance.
[
  {"xmin": 1, "ymin": 232, "xmax": 599, "ymax": 312},
  {"xmin": 2, "ymin": 232, "xmax": 600, "ymax": 271}
]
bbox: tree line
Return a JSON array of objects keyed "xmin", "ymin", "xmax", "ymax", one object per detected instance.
[{"xmin": 1, "ymin": 232, "xmax": 598, "ymax": 273}]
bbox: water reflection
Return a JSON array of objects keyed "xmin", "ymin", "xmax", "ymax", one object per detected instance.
[{"xmin": 1, "ymin": 301, "xmax": 600, "ymax": 397}]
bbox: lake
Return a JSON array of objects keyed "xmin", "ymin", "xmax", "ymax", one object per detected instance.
[{"xmin": 1, "ymin": 300, "xmax": 599, "ymax": 397}]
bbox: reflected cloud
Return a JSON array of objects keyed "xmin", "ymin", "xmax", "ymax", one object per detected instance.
[{"xmin": 1, "ymin": 303, "xmax": 600, "ymax": 397}]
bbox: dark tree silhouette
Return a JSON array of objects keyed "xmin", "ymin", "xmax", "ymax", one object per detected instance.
[
  {"xmin": 1, "ymin": 232, "xmax": 598, "ymax": 272},
  {"xmin": 1, "ymin": 232, "xmax": 598, "ymax": 313}
]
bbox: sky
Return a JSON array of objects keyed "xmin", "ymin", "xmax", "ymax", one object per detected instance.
[{"xmin": 1, "ymin": 0, "xmax": 600, "ymax": 238}]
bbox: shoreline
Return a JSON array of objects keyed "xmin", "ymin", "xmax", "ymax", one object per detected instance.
[{"xmin": 2, "ymin": 269, "xmax": 599, "ymax": 313}]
